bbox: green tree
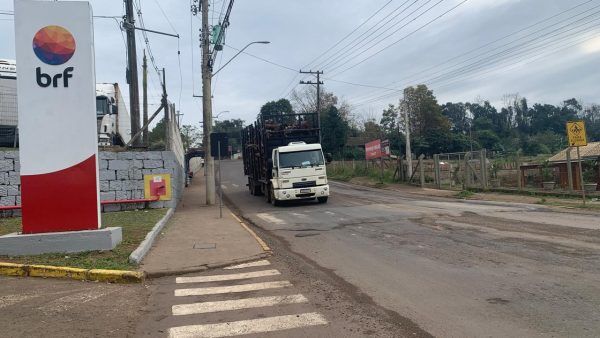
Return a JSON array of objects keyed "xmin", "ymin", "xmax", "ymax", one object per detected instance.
[
  {"xmin": 148, "ymin": 118, "xmax": 166, "ymax": 149},
  {"xmin": 400, "ymin": 84, "xmax": 451, "ymax": 155},
  {"xmin": 259, "ymin": 99, "xmax": 293, "ymax": 117},
  {"xmin": 214, "ymin": 118, "xmax": 245, "ymax": 153},
  {"xmin": 321, "ymin": 105, "xmax": 348, "ymax": 155},
  {"xmin": 380, "ymin": 104, "xmax": 404, "ymax": 154},
  {"xmin": 180, "ymin": 125, "xmax": 202, "ymax": 152}
]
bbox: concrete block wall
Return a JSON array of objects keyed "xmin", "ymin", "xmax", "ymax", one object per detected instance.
[{"xmin": 0, "ymin": 150, "xmax": 184, "ymax": 214}]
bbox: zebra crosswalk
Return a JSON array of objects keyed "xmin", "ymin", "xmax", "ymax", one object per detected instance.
[{"xmin": 167, "ymin": 260, "xmax": 328, "ymax": 338}]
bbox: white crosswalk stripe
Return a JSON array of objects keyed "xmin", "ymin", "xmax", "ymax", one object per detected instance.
[
  {"xmin": 169, "ymin": 312, "xmax": 328, "ymax": 338},
  {"xmin": 169, "ymin": 260, "xmax": 328, "ymax": 337},
  {"xmin": 175, "ymin": 280, "xmax": 292, "ymax": 297},
  {"xmin": 223, "ymin": 260, "xmax": 270, "ymax": 270},
  {"xmin": 176, "ymin": 269, "xmax": 280, "ymax": 284},
  {"xmin": 172, "ymin": 294, "xmax": 308, "ymax": 315}
]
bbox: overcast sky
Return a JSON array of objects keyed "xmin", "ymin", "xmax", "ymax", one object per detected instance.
[{"xmin": 2, "ymin": 0, "xmax": 600, "ymax": 128}]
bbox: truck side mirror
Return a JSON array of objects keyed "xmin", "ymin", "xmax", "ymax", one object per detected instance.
[{"xmin": 325, "ymin": 153, "xmax": 333, "ymax": 164}]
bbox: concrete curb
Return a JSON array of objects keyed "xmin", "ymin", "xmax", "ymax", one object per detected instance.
[
  {"xmin": 145, "ymin": 252, "xmax": 272, "ymax": 279},
  {"xmin": 128, "ymin": 208, "xmax": 175, "ymax": 264},
  {"xmin": 0, "ymin": 262, "xmax": 144, "ymax": 283}
]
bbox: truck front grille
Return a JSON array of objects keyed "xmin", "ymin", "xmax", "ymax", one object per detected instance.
[{"xmin": 293, "ymin": 181, "xmax": 316, "ymax": 188}]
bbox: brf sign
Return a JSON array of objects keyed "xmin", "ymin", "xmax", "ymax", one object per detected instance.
[{"xmin": 15, "ymin": 0, "xmax": 100, "ymax": 233}]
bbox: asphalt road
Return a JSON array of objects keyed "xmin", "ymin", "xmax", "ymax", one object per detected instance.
[
  {"xmin": 0, "ymin": 276, "xmax": 146, "ymax": 338},
  {"xmin": 220, "ymin": 159, "xmax": 600, "ymax": 337}
]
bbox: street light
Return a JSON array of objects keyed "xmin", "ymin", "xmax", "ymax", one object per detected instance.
[
  {"xmin": 213, "ymin": 110, "xmax": 230, "ymax": 127},
  {"xmin": 212, "ymin": 41, "xmax": 270, "ymax": 76}
]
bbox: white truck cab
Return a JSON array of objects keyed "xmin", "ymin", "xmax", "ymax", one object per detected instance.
[{"xmin": 269, "ymin": 142, "xmax": 329, "ymax": 204}]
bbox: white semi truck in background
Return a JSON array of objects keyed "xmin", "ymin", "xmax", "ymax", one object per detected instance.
[
  {"xmin": 0, "ymin": 59, "xmax": 131, "ymax": 147},
  {"xmin": 95, "ymin": 83, "xmax": 131, "ymax": 146}
]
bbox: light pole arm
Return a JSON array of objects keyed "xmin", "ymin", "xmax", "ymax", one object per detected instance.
[{"xmin": 212, "ymin": 41, "xmax": 269, "ymax": 76}]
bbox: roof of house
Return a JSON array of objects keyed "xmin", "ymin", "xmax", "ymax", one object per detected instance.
[{"xmin": 548, "ymin": 142, "xmax": 600, "ymax": 163}]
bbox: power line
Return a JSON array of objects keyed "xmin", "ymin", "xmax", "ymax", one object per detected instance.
[
  {"xmin": 348, "ymin": 0, "xmax": 598, "ymax": 104},
  {"xmin": 350, "ymin": 4, "xmax": 600, "ymax": 106},
  {"xmin": 302, "ymin": 0, "xmax": 394, "ymax": 69},
  {"xmin": 314, "ymin": 0, "xmax": 417, "ymax": 70},
  {"xmin": 152, "ymin": 0, "xmax": 178, "ymax": 35},
  {"xmin": 330, "ymin": 0, "xmax": 469, "ymax": 77},
  {"xmin": 353, "ymin": 23, "xmax": 600, "ymax": 107},
  {"xmin": 320, "ymin": 0, "xmax": 431, "ymax": 71}
]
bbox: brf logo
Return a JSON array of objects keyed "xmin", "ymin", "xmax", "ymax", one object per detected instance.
[{"xmin": 32, "ymin": 25, "xmax": 76, "ymax": 88}]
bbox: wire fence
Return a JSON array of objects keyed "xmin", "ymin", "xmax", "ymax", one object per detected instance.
[{"xmin": 328, "ymin": 149, "xmax": 600, "ymax": 197}]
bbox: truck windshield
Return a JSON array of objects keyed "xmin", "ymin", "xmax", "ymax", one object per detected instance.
[
  {"xmin": 279, "ymin": 150, "xmax": 324, "ymax": 168},
  {"xmin": 96, "ymin": 97, "xmax": 110, "ymax": 116}
]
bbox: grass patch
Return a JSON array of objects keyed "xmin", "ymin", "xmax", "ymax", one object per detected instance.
[
  {"xmin": 456, "ymin": 190, "xmax": 475, "ymax": 199},
  {"xmin": 0, "ymin": 208, "xmax": 167, "ymax": 270},
  {"xmin": 0, "ymin": 217, "xmax": 20, "ymax": 236}
]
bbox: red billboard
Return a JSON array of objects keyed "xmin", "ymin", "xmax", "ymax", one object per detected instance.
[{"xmin": 365, "ymin": 139, "xmax": 382, "ymax": 160}]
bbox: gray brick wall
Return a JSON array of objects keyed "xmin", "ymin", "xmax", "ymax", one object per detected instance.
[{"xmin": 0, "ymin": 150, "xmax": 184, "ymax": 215}]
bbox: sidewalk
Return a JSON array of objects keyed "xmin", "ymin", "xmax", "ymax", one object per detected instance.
[{"xmin": 140, "ymin": 171, "xmax": 267, "ymax": 277}]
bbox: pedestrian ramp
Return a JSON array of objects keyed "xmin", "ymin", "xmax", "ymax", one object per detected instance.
[{"xmin": 168, "ymin": 260, "xmax": 328, "ymax": 337}]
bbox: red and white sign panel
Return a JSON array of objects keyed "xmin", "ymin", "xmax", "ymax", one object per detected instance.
[
  {"xmin": 365, "ymin": 139, "xmax": 382, "ymax": 160},
  {"xmin": 381, "ymin": 139, "xmax": 391, "ymax": 158},
  {"xmin": 15, "ymin": 0, "xmax": 100, "ymax": 234}
]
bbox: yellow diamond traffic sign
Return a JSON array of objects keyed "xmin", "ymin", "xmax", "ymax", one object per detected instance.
[{"xmin": 566, "ymin": 121, "xmax": 587, "ymax": 147}]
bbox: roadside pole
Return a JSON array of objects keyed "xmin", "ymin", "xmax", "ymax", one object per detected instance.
[
  {"xmin": 218, "ymin": 141, "xmax": 223, "ymax": 218},
  {"xmin": 566, "ymin": 148, "xmax": 573, "ymax": 192},
  {"xmin": 380, "ymin": 156, "xmax": 384, "ymax": 183},
  {"xmin": 202, "ymin": 0, "xmax": 216, "ymax": 205},
  {"xmin": 566, "ymin": 121, "xmax": 587, "ymax": 206},
  {"xmin": 577, "ymin": 146, "xmax": 586, "ymax": 205}
]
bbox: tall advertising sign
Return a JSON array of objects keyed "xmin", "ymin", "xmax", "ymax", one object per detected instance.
[{"xmin": 14, "ymin": 1, "xmax": 100, "ymax": 233}]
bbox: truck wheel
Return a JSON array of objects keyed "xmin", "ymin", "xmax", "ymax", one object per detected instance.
[
  {"xmin": 270, "ymin": 187, "xmax": 281, "ymax": 207},
  {"xmin": 317, "ymin": 197, "xmax": 328, "ymax": 204},
  {"xmin": 264, "ymin": 184, "xmax": 271, "ymax": 203}
]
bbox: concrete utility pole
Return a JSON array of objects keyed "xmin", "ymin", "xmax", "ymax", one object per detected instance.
[
  {"xmin": 299, "ymin": 70, "xmax": 324, "ymax": 142},
  {"xmin": 202, "ymin": 0, "xmax": 216, "ymax": 204},
  {"xmin": 142, "ymin": 50, "xmax": 148, "ymax": 146},
  {"xmin": 403, "ymin": 104, "xmax": 413, "ymax": 179},
  {"xmin": 124, "ymin": 0, "xmax": 141, "ymax": 146}
]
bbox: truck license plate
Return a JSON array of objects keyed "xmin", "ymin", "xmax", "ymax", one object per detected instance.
[{"xmin": 300, "ymin": 188, "xmax": 311, "ymax": 193}]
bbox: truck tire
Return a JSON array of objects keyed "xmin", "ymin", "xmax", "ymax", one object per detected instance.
[
  {"xmin": 264, "ymin": 184, "xmax": 271, "ymax": 204},
  {"xmin": 270, "ymin": 187, "xmax": 281, "ymax": 207},
  {"xmin": 317, "ymin": 197, "xmax": 328, "ymax": 204},
  {"xmin": 248, "ymin": 180, "xmax": 255, "ymax": 195}
]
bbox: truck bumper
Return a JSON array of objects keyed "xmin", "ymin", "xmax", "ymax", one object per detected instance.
[{"xmin": 274, "ymin": 184, "xmax": 330, "ymax": 201}]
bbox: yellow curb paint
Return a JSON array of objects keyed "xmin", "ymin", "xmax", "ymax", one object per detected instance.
[
  {"xmin": 0, "ymin": 262, "xmax": 27, "ymax": 277},
  {"xmin": 29, "ymin": 265, "xmax": 88, "ymax": 280},
  {"xmin": 231, "ymin": 213, "xmax": 243, "ymax": 223},
  {"xmin": 87, "ymin": 269, "xmax": 145, "ymax": 283},
  {"xmin": 230, "ymin": 212, "xmax": 272, "ymax": 253},
  {"xmin": 0, "ymin": 262, "xmax": 144, "ymax": 283}
]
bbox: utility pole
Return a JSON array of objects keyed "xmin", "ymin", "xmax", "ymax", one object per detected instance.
[
  {"xmin": 402, "ymin": 103, "xmax": 413, "ymax": 179},
  {"xmin": 162, "ymin": 68, "xmax": 170, "ymax": 150},
  {"xmin": 142, "ymin": 50, "xmax": 148, "ymax": 146},
  {"xmin": 201, "ymin": 0, "xmax": 216, "ymax": 204},
  {"xmin": 299, "ymin": 70, "xmax": 323, "ymax": 142},
  {"xmin": 124, "ymin": 0, "xmax": 141, "ymax": 146}
]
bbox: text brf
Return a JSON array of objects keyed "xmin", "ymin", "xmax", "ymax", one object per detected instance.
[{"xmin": 36, "ymin": 67, "xmax": 73, "ymax": 88}]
